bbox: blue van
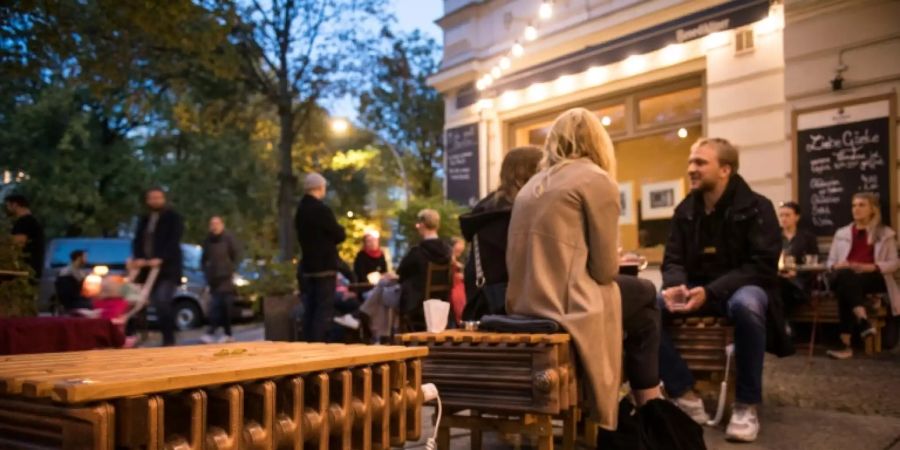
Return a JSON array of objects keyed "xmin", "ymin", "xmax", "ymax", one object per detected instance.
[{"xmin": 38, "ymin": 238, "xmax": 256, "ymax": 329}]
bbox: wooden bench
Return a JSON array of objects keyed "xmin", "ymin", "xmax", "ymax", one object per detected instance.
[
  {"xmin": 397, "ymin": 331, "xmax": 580, "ymax": 450},
  {"xmin": 791, "ymin": 292, "xmax": 889, "ymax": 354},
  {"xmin": 0, "ymin": 342, "xmax": 427, "ymax": 449}
]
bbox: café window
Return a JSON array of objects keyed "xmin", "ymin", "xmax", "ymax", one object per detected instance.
[
  {"xmin": 514, "ymin": 103, "xmax": 626, "ymax": 147},
  {"xmin": 637, "ymin": 86, "xmax": 703, "ymax": 127}
]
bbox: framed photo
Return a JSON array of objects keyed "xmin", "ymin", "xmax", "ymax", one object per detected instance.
[
  {"xmin": 618, "ymin": 181, "xmax": 635, "ymax": 225},
  {"xmin": 641, "ymin": 179, "xmax": 684, "ymax": 220}
]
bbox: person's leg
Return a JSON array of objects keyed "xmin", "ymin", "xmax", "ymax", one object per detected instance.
[
  {"xmin": 832, "ymin": 269, "xmax": 864, "ymax": 337},
  {"xmin": 301, "ymin": 278, "xmax": 318, "ymax": 342},
  {"xmin": 313, "ymin": 277, "xmax": 336, "ymax": 342},
  {"xmin": 725, "ymin": 285, "xmax": 768, "ymax": 405},
  {"xmin": 616, "ymin": 275, "xmax": 661, "ymax": 405},
  {"xmin": 656, "ymin": 294, "xmax": 696, "ymax": 396},
  {"xmin": 221, "ymin": 292, "xmax": 233, "ymax": 337},
  {"xmin": 207, "ymin": 292, "xmax": 223, "ymax": 335},
  {"xmin": 152, "ymin": 280, "xmax": 178, "ymax": 346}
]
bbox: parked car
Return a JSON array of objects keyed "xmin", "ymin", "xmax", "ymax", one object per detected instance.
[{"xmin": 38, "ymin": 238, "xmax": 257, "ymax": 330}]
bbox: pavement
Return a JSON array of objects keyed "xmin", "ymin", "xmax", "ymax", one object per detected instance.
[{"xmin": 139, "ymin": 322, "xmax": 900, "ymax": 449}]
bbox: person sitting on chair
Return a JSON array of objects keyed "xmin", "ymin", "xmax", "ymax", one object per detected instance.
[
  {"xmin": 825, "ymin": 192, "xmax": 899, "ymax": 360},
  {"xmin": 658, "ymin": 137, "xmax": 792, "ymax": 443},
  {"xmin": 777, "ymin": 201, "xmax": 820, "ymax": 311},
  {"xmin": 391, "ymin": 209, "xmax": 451, "ymax": 331},
  {"xmin": 56, "ymin": 250, "xmax": 92, "ymax": 314}
]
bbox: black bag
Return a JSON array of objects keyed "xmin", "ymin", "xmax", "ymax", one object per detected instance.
[
  {"xmin": 598, "ymin": 398, "xmax": 706, "ymax": 450},
  {"xmin": 480, "ymin": 314, "xmax": 560, "ymax": 333},
  {"xmin": 461, "ymin": 235, "xmax": 507, "ymax": 320}
]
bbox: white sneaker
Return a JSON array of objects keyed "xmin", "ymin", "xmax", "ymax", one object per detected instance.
[
  {"xmin": 672, "ymin": 395, "xmax": 710, "ymax": 425},
  {"xmin": 217, "ymin": 335, "xmax": 235, "ymax": 343},
  {"xmin": 199, "ymin": 334, "xmax": 216, "ymax": 344},
  {"xmin": 726, "ymin": 404, "xmax": 760, "ymax": 442},
  {"xmin": 334, "ymin": 314, "xmax": 361, "ymax": 330}
]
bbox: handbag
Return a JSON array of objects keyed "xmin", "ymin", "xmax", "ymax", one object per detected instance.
[
  {"xmin": 598, "ymin": 398, "xmax": 706, "ymax": 450},
  {"xmin": 461, "ymin": 234, "xmax": 508, "ymax": 320}
]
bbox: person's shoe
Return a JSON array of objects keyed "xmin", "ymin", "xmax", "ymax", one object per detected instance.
[
  {"xmin": 334, "ymin": 314, "xmax": 361, "ymax": 330},
  {"xmin": 726, "ymin": 404, "xmax": 760, "ymax": 442},
  {"xmin": 199, "ymin": 334, "xmax": 216, "ymax": 344},
  {"xmin": 826, "ymin": 346, "xmax": 854, "ymax": 360},
  {"xmin": 671, "ymin": 395, "xmax": 710, "ymax": 425},
  {"xmin": 217, "ymin": 335, "xmax": 235, "ymax": 344}
]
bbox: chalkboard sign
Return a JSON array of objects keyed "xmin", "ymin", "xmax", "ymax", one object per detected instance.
[
  {"xmin": 445, "ymin": 123, "xmax": 480, "ymax": 206},
  {"xmin": 794, "ymin": 96, "xmax": 896, "ymax": 238}
]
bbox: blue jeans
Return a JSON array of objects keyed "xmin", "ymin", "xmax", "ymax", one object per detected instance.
[{"xmin": 658, "ymin": 285, "xmax": 768, "ymax": 404}]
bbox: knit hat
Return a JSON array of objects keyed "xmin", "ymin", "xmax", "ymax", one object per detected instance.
[{"xmin": 304, "ymin": 172, "xmax": 327, "ymax": 191}]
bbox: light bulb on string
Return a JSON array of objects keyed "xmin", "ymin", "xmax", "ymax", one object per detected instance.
[
  {"xmin": 500, "ymin": 56, "xmax": 511, "ymax": 70},
  {"xmin": 524, "ymin": 24, "xmax": 538, "ymax": 41},
  {"xmin": 512, "ymin": 42, "xmax": 525, "ymax": 57},
  {"xmin": 539, "ymin": 1, "xmax": 553, "ymax": 20},
  {"xmin": 491, "ymin": 66, "xmax": 502, "ymax": 79}
]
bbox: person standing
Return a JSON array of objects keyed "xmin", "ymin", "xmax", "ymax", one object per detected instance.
[
  {"xmin": 5, "ymin": 194, "xmax": 45, "ymax": 279},
  {"xmin": 295, "ymin": 172, "xmax": 346, "ymax": 342},
  {"xmin": 132, "ymin": 187, "xmax": 184, "ymax": 347},
  {"xmin": 658, "ymin": 138, "xmax": 791, "ymax": 442},
  {"xmin": 200, "ymin": 216, "xmax": 242, "ymax": 344}
]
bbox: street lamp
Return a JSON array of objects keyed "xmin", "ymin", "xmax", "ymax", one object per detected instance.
[{"xmin": 330, "ymin": 118, "xmax": 410, "ymax": 209}]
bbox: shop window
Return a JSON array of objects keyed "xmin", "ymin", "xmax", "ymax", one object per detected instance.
[
  {"xmin": 638, "ymin": 86, "xmax": 702, "ymax": 127},
  {"xmin": 595, "ymin": 104, "xmax": 626, "ymax": 135}
]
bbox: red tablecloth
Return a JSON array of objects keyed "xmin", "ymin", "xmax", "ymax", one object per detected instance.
[{"xmin": 0, "ymin": 317, "xmax": 125, "ymax": 355}]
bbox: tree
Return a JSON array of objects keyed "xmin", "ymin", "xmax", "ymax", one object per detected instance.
[
  {"xmin": 236, "ymin": 0, "xmax": 388, "ymax": 260},
  {"xmin": 358, "ymin": 29, "xmax": 445, "ymax": 199}
]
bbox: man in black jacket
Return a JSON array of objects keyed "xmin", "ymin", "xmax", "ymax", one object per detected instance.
[
  {"xmin": 295, "ymin": 173, "xmax": 346, "ymax": 342},
  {"xmin": 395, "ymin": 209, "xmax": 451, "ymax": 330},
  {"xmin": 200, "ymin": 216, "xmax": 242, "ymax": 344},
  {"xmin": 132, "ymin": 187, "xmax": 184, "ymax": 346},
  {"xmin": 658, "ymin": 138, "xmax": 789, "ymax": 443}
]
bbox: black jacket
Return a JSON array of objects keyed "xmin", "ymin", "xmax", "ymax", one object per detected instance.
[
  {"xmin": 662, "ymin": 175, "xmax": 794, "ymax": 357},
  {"xmin": 202, "ymin": 231, "xmax": 242, "ymax": 293},
  {"xmin": 295, "ymin": 194, "xmax": 346, "ymax": 273},
  {"xmin": 397, "ymin": 238, "xmax": 452, "ymax": 325},
  {"xmin": 458, "ymin": 191, "xmax": 513, "ymax": 301},
  {"xmin": 132, "ymin": 208, "xmax": 184, "ymax": 282},
  {"xmin": 783, "ymin": 229, "xmax": 819, "ymax": 264}
]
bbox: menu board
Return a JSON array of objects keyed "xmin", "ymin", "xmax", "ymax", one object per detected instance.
[
  {"xmin": 794, "ymin": 97, "xmax": 895, "ymax": 238},
  {"xmin": 445, "ymin": 123, "xmax": 480, "ymax": 206}
]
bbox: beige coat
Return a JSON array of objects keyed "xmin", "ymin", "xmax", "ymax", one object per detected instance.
[
  {"xmin": 506, "ymin": 159, "xmax": 622, "ymax": 430},
  {"xmin": 827, "ymin": 224, "xmax": 900, "ymax": 315}
]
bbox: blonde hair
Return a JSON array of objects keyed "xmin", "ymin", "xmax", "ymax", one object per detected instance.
[
  {"xmin": 416, "ymin": 209, "xmax": 440, "ymax": 231},
  {"xmin": 692, "ymin": 137, "xmax": 739, "ymax": 173},
  {"xmin": 542, "ymin": 108, "xmax": 617, "ymax": 179},
  {"xmin": 853, "ymin": 192, "xmax": 882, "ymax": 244}
]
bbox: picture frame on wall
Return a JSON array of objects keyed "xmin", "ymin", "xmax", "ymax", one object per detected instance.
[
  {"xmin": 641, "ymin": 179, "xmax": 684, "ymax": 220},
  {"xmin": 619, "ymin": 181, "xmax": 634, "ymax": 225}
]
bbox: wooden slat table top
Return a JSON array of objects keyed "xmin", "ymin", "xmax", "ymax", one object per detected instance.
[
  {"xmin": 397, "ymin": 330, "xmax": 570, "ymax": 345},
  {"xmin": 0, "ymin": 341, "xmax": 426, "ymax": 404}
]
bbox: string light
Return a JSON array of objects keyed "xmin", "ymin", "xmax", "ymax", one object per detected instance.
[
  {"xmin": 491, "ymin": 66, "xmax": 502, "ymax": 79},
  {"xmin": 512, "ymin": 42, "xmax": 524, "ymax": 57},
  {"xmin": 524, "ymin": 24, "xmax": 538, "ymax": 41},
  {"xmin": 539, "ymin": 1, "xmax": 553, "ymax": 20},
  {"xmin": 500, "ymin": 56, "xmax": 511, "ymax": 70}
]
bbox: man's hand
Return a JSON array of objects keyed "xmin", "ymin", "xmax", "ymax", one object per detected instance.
[
  {"xmin": 148, "ymin": 258, "xmax": 163, "ymax": 268},
  {"xmin": 779, "ymin": 269, "xmax": 797, "ymax": 279},
  {"xmin": 130, "ymin": 259, "xmax": 147, "ymax": 269},
  {"xmin": 850, "ymin": 262, "xmax": 878, "ymax": 273},
  {"xmin": 662, "ymin": 285, "xmax": 689, "ymax": 312},
  {"xmin": 681, "ymin": 286, "xmax": 707, "ymax": 312}
]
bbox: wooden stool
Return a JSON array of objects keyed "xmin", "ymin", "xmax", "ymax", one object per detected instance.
[
  {"xmin": 667, "ymin": 317, "xmax": 736, "ymax": 408},
  {"xmin": 398, "ymin": 330, "xmax": 578, "ymax": 450}
]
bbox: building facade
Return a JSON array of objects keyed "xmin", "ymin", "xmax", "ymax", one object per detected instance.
[{"xmin": 431, "ymin": 0, "xmax": 900, "ymax": 259}]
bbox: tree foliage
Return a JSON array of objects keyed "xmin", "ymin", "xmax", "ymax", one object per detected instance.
[{"xmin": 359, "ymin": 29, "xmax": 445, "ymax": 199}]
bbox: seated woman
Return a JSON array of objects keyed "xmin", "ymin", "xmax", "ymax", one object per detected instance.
[
  {"xmin": 777, "ymin": 201, "xmax": 819, "ymax": 309},
  {"xmin": 354, "ymin": 231, "xmax": 389, "ymax": 286},
  {"xmin": 505, "ymin": 108, "xmax": 663, "ymax": 431},
  {"xmin": 458, "ymin": 145, "xmax": 543, "ymax": 319},
  {"xmin": 826, "ymin": 192, "xmax": 900, "ymax": 359}
]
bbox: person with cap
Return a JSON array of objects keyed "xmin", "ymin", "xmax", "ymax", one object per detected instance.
[{"xmin": 295, "ymin": 172, "xmax": 347, "ymax": 342}]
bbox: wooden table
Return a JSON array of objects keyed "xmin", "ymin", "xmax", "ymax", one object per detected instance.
[
  {"xmin": 0, "ymin": 341, "xmax": 427, "ymax": 450},
  {"xmin": 398, "ymin": 330, "xmax": 579, "ymax": 450}
]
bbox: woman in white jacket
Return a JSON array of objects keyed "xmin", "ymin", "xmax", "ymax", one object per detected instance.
[{"xmin": 826, "ymin": 192, "xmax": 899, "ymax": 359}]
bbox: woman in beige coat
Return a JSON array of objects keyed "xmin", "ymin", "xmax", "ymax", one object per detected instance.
[{"xmin": 506, "ymin": 108, "xmax": 662, "ymax": 431}]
